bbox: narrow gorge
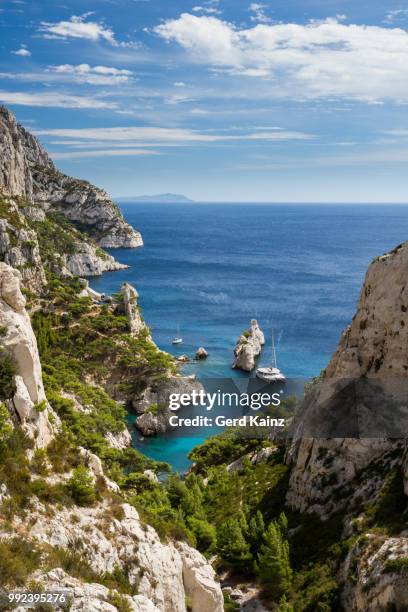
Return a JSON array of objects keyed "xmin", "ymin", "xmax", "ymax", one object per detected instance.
[{"xmin": 1, "ymin": 106, "xmax": 408, "ymax": 612}]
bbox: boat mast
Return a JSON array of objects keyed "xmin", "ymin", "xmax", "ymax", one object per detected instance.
[{"xmin": 272, "ymin": 331, "xmax": 278, "ymax": 369}]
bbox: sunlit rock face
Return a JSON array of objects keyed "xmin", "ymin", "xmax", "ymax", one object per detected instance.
[
  {"xmin": 0, "ymin": 262, "xmax": 56, "ymax": 447},
  {"xmin": 0, "ymin": 105, "xmax": 142, "ymax": 249}
]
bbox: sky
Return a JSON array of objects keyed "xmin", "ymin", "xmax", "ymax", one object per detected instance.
[{"xmin": 2, "ymin": 0, "xmax": 408, "ymax": 202}]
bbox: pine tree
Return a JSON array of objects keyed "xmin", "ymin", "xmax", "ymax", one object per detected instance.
[
  {"xmin": 278, "ymin": 594, "xmax": 294, "ymax": 612},
  {"xmin": 255, "ymin": 514, "xmax": 292, "ymax": 600},
  {"xmin": 217, "ymin": 517, "xmax": 252, "ymax": 570},
  {"xmin": 248, "ymin": 510, "xmax": 265, "ymax": 553}
]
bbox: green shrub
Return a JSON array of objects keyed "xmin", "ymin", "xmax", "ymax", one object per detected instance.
[
  {"xmin": 0, "ymin": 403, "xmax": 13, "ymax": 452},
  {"xmin": 0, "ymin": 350, "xmax": 17, "ymax": 401},
  {"xmin": 384, "ymin": 557, "xmax": 408, "ymax": 573},
  {"xmin": 67, "ymin": 466, "xmax": 96, "ymax": 506},
  {"xmin": 107, "ymin": 592, "xmax": 132, "ymax": 612},
  {"xmin": 0, "ymin": 538, "xmax": 41, "ymax": 587},
  {"xmin": 187, "ymin": 517, "xmax": 217, "ymax": 553},
  {"xmin": 33, "ymin": 400, "xmax": 47, "ymax": 413}
]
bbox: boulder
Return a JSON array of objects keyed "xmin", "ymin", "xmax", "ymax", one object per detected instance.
[
  {"xmin": 232, "ymin": 319, "xmax": 265, "ymax": 371},
  {"xmin": 195, "ymin": 347, "xmax": 208, "ymax": 360}
]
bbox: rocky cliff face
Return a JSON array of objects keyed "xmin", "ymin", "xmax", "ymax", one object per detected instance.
[
  {"xmin": 0, "ymin": 263, "xmax": 56, "ymax": 446},
  {"xmin": 23, "ymin": 501, "xmax": 223, "ymax": 612},
  {"xmin": 0, "ymin": 261, "xmax": 223, "ymax": 611},
  {"xmin": 286, "ymin": 243, "xmax": 408, "ymax": 515},
  {"xmin": 233, "ymin": 319, "xmax": 265, "ymax": 371},
  {"xmin": 134, "ymin": 375, "xmax": 204, "ymax": 436},
  {"xmin": 0, "ymin": 106, "xmax": 142, "ymax": 249},
  {"xmin": 325, "ymin": 242, "xmax": 408, "ymax": 379},
  {"xmin": 285, "ymin": 241, "xmax": 408, "ymax": 610},
  {"xmin": 0, "ymin": 197, "xmax": 46, "ymax": 289}
]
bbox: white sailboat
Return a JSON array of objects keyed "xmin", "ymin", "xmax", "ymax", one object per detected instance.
[
  {"xmin": 256, "ymin": 331, "xmax": 286, "ymax": 383},
  {"xmin": 172, "ymin": 325, "xmax": 183, "ymax": 345}
]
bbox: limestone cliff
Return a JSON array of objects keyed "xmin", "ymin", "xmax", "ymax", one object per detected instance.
[
  {"xmin": 22, "ymin": 501, "xmax": 223, "ymax": 612},
  {"xmin": 0, "ymin": 105, "xmax": 142, "ymax": 249},
  {"xmin": 0, "ymin": 107, "xmax": 226, "ymax": 612},
  {"xmin": 285, "ymin": 241, "xmax": 408, "ymax": 611},
  {"xmin": 286, "ymin": 242, "xmax": 408, "ymax": 516},
  {"xmin": 232, "ymin": 319, "xmax": 265, "ymax": 371},
  {"xmin": 0, "ymin": 263, "xmax": 56, "ymax": 446}
]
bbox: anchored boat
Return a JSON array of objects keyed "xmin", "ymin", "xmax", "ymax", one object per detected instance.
[
  {"xmin": 172, "ymin": 325, "xmax": 183, "ymax": 345},
  {"xmin": 256, "ymin": 331, "xmax": 286, "ymax": 383}
]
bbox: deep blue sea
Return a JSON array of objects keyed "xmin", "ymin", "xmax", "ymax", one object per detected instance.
[{"xmin": 90, "ymin": 203, "xmax": 408, "ymax": 471}]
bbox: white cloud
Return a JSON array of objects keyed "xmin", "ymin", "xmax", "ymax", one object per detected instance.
[
  {"xmin": 48, "ymin": 64, "xmax": 133, "ymax": 85},
  {"xmin": 34, "ymin": 126, "xmax": 313, "ymax": 144},
  {"xmin": 193, "ymin": 6, "xmax": 221, "ymax": 15},
  {"xmin": 384, "ymin": 9, "xmax": 408, "ymax": 24},
  {"xmin": 383, "ymin": 129, "xmax": 408, "ymax": 136},
  {"xmin": 0, "ymin": 90, "xmax": 116, "ymax": 109},
  {"xmin": 52, "ymin": 149, "xmax": 160, "ymax": 160},
  {"xmin": 12, "ymin": 46, "xmax": 31, "ymax": 57},
  {"xmin": 39, "ymin": 14, "xmax": 116, "ymax": 43},
  {"xmin": 154, "ymin": 14, "xmax": 408, "ymax": 101},
  {"xmin": 248, "ymin": 3, "xmax": 272, "ymax": 24},
  {"xmin": 190, "ymin": 107, "xmax": 210, "ymax": 115},
  {"xmin": 174, "ymin": 81, "xmax": 186, "ymax": 87}
]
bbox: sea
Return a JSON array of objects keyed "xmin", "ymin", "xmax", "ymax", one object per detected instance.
[{"xmin": 90, "ymin": 203, "xmax": 408, "ymax": 472}]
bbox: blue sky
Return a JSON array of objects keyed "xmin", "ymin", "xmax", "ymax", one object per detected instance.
[{"xmin": 2, "ymin": 0, "xmax": 408, "ymax": 202}]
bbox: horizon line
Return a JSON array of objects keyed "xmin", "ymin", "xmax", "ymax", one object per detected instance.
[{"xmin": 113, "ymin": 198, "xmax": 408, "ymax": 205}]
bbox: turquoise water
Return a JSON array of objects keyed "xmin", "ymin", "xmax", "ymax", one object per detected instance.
[{"xmin": 91, "ymin": 203, "xmax": 408, "ymax": 472}]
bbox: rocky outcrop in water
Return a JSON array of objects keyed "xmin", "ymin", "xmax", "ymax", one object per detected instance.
[
  {"xmin": 195, "ymin": 347, "xmax": 208, "ymax": 360},
  {"xmin": 0, "ymin": 263, "xmax": 57, "ymax": 447},
  {"xmin": 0, "ymin": 105, "xmax": 142, "ymax": 249},
  {"xmin": 120, "ymin": 282, "xmax": 145, "ymax": 336},
  {"xmin": 134, "ymin": 375, "xmax": 204, "ymax": 436},
  {"xmin": 232, "ymin": 319, "xmax": 265, "ymax": 371}
]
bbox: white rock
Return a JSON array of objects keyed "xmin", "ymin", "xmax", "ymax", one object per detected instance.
[
  {"xmin": 28, "ymin": 501, "xmax": 222, "ymax": 612},
  {"xmin": 233, "ymin": 319, "xmax": 265, "ymax": 372},
  {"xmin": 121, "ymin": 282, "xmax": 145, "ymax": 336},
  {"xmin": 0, "ymin": 263, "xmax": 56, "ymax": 447}
]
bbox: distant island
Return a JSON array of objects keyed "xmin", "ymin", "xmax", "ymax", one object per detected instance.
[{"xmin": 118, "ymin": 193, "xmax": 195, "ymax": 203}]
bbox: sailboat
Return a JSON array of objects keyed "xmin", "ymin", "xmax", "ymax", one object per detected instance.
[
  {"xmin": 172, "ymin": 325, "xmax": 183, "ymax": 345},
  {"xmin": 256, "ymin": 331, "xmax": 286, "ymax": 383}
]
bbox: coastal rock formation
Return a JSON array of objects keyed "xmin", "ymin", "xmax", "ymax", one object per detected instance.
[
  {"xmin": 105, "ymin": 428, "xmax": 132, "ymax": 450},
  {"xmin": 0, "ymin": 263, "xmax": 56, "ymax": 447},
  {"xmin": 120, "ymin": 282, "xmax": 145, "ymax": 335},
  {"xmin": 325, "ymin": 242, "xmax": 408, "ymax": 379},
  {"xmin": 177, "ymin": 355, "xmax": 190, "ymax": 363},
  {"xmin": 286, "ymin": 242, "xmax": 408, "ymax": 517},
  {"xmin": 195, "ymin": 347, "xmax": 208, "ymax": 360},
  {"xmin": 0, "ymin": 105, "xmax": 142, "ymax": 249},
  {"xmin": 63, "ymin": 242, "xmax": 128, "ymax": 277},
  {"xmin": 134, "ymin": 375, "xmax": 204, "ymax": 436},
  {"xmin": 233, "ymin": 319, "xmax": 265, "ymax": 371},
  {"xmin": 0, "ymin": 198, "xmax": 46, "ymax": 289},
  {"xmin": 0, "ymin": 106, "xmax": 35, "ymax": 200},
  {"xmin": 26, "ymin": 502, "xmax": 223, "ymax": 612}
]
